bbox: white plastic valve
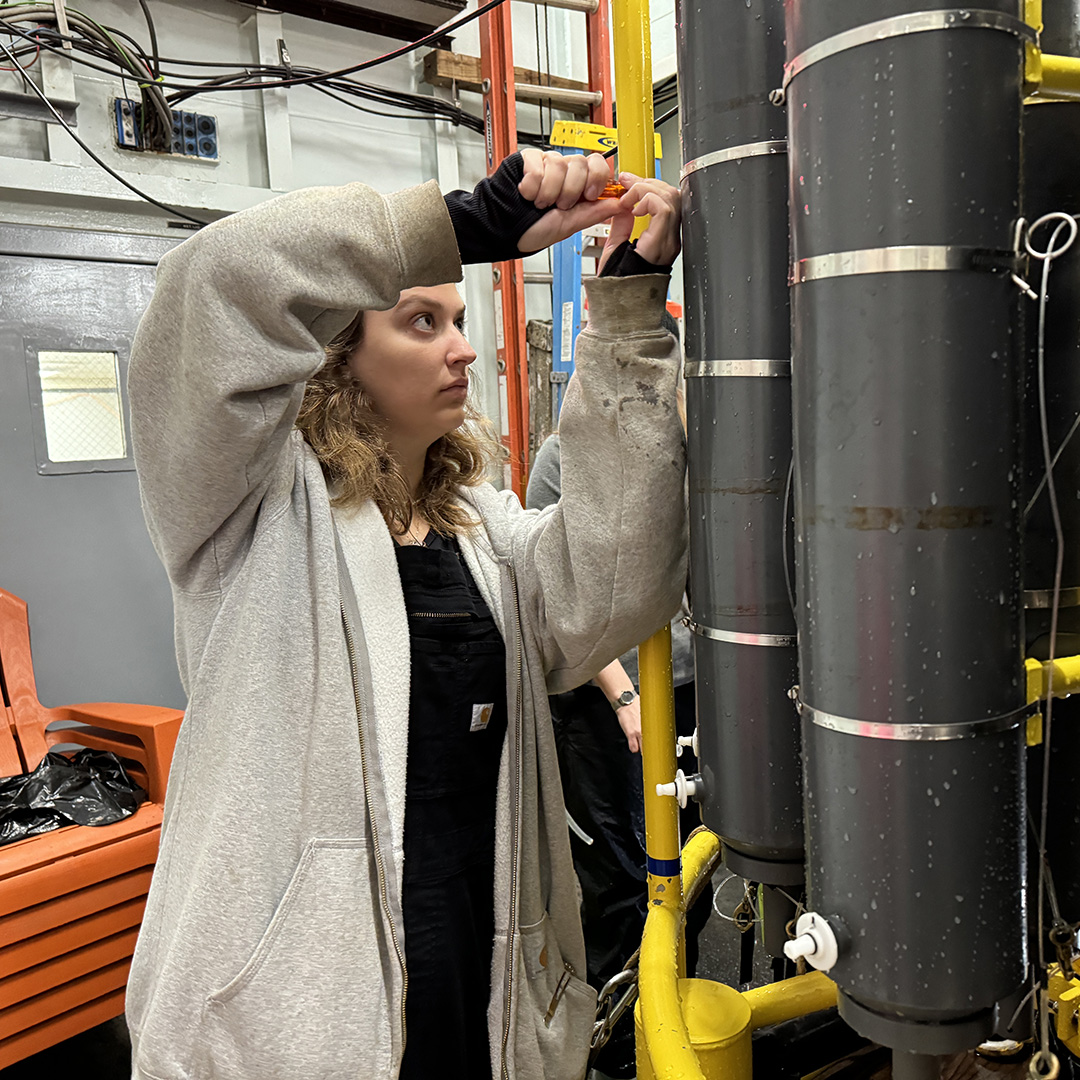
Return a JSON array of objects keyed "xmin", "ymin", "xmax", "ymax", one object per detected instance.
[
  {"xmin": 675, "ymin": 731, "xmax": 699, "ymax": 758},
  {"xmin": 655, "ymin": 770, "xmax": 701, "ymax": 809},
  {"xmin": 783, "ymin": 912, "xmax": 839, "ymax": 972}
]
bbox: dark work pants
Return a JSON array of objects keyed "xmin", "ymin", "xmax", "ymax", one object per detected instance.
[{"xmin": 549, "ymin": 681, "xmax": 711, "ymax": 1078}]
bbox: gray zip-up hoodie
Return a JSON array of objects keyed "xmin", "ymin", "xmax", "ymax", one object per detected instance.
[{"xmin": 126, "ymin": 178, "xmax": 686, "ymax": 1080}]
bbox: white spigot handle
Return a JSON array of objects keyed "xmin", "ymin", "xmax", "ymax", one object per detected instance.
[
  {"xmin": 654, "ymin": 769, "xmax": 700, "ymax": 809},
  {"xmin": 675, "ymin": 732, "xmax": 699, "ymax": 758},
  {"xmin": 782, "ymin": 912, "xmax": 839, "ymax": 972}
]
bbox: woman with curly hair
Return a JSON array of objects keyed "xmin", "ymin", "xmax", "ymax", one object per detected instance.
[{"xmin": 126, "ymin": 148, "xmax": 686, "ymax": 1080}]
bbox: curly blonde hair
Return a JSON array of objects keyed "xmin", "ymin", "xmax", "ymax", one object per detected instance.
[{"xmin": 296, "ymin": 311, "xmax": 500, "ymax": 537}]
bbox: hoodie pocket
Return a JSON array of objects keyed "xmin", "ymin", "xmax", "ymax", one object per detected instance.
[
  {"xmin": 203, "ymin": 838, "xmax": 394, "ymax": 1080},
  {"xmin": 515, "ymin": 915, "xmax": 597, "ymax": 1080}
]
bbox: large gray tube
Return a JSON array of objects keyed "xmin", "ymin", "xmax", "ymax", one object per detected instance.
[
  {"xmin": 677, "ymin": 0, "xmax": 803, "ymax": 887},
  {"xmin": 786, "ymin": 0, "xmax": 1027, "ymax": 1052}
]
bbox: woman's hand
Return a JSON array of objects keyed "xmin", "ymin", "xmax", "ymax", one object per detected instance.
[
  {"xmin": 615, "ymin": 696, "xmax": 642, "ymax": 755},
  {"xmin": 516, "ymin": 149, "xmax": 617, "ymax": 252},
  {"xmin": 598, "ymin": 172, "xmax": 682, "ymax": 272},
  {"xmin": 592, "ymin": 657, "xmax": 642, "ymax": 754}
]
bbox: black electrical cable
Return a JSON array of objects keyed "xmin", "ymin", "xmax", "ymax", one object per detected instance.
[
  {"xmin": 310, "ymin": 81, "xmax": 481, "ymax": 127},
  {"xmin": 106, "ymin": 0, "xmax": 514, "ymax": 96},
  {"xmin": 0, "ymin": 37, "xmax": 207, "ymax": 227},
  {"xmin": 601, "ymin": 104, "xmax": 679, "ymax": 160},
  {"xmin": 5, "ymin": 1, "xmax": 507, "ymax": 95},
  {"xmin": 1, "ymin": 18, "xmax": 553, "ymax": 154},
  {"xmin": 137, "ymin": 0, "xmax": 160, "ymax": 79}
]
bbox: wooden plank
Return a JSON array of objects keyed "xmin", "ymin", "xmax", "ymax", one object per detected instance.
[
  {"xmin": 1, "ymin": 866, "xmax": 150, "ymax": 951},
  {"xmin": 0, "ymin": 896, "xmax": 145, "ymax": 980},
  {"xmin": 0, "ymin": 987, "xmax": 124, "ymax": 1070},
  {"xmin": 0, "ymin": 817, "xmax": 161, "ymax": 918},
  {"xmin": 0, "ymin": 926, "xmax": 139, "ymax": 1008},
  {"xmin": 0, "ymin": 956, "xmax": 129, "ymax": 1040},
  {"xmin": 0, "ymin": 803, "xmax": 161, "ymax": 884},
  {"xmin": 423, "ymin": 48, "xmax": 592, "ymax": 111}
]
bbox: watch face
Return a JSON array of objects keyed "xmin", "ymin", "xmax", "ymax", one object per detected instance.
[{"xmin": 618, "ymin": 690, "xmax": 635, "ymax": 706}]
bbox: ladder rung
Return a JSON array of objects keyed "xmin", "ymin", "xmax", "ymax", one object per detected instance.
[
  {"xmin": 515, "ymin": 0, "xmax": 600, "ymax": 12},
  {"xmin": 514, "ymin": 82, "xmax": 603, "ymax": 110}
]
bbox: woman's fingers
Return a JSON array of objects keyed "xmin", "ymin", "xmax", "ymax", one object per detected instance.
[
  {"xmin": 555, "ymin": 154, "xmax": 590, "ymax": 210},
  {"xmin": 518, "ymin": 150, "xmax": 613, "ymax": 209},
  {"xmin": 535, "ymin": 153, "xmax": 569, "ymax": 209},
  {"xmin": 517, "ymin": 147, "xmax": 546, "ymax": 201},
  {"xmin": 637, "ymin": 192, "xmax": 682, "ymax": 265},
  {"xmin": 584, "ymin": 153, "xmax": 613, "ymax": 200}
]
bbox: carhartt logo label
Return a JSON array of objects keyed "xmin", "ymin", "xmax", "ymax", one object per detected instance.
[{"xmin": 470, "ymin": 703, "xmax": 495, "ymax": 732}]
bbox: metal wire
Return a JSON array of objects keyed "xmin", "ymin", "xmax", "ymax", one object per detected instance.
[
  {"xmin": 0, "ymin": 36, "xmax": 207, "ymax": 226},
  {"xmin": 1025, "ymin": 209, "xmax": 1078, "ymax": 1076}
]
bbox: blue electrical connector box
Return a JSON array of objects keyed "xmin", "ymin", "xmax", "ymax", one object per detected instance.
[{"xmin": 113, "ymin": 98, "xmax": 218, "ymax": 160}]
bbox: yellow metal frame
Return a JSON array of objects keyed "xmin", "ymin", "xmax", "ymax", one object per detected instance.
[
  {"xmin": 1049, "ymin": 960, "xmax": 1080, "ymax": 1058},
  {"xmin": 635, "ymin": 829, "xmax": 837, "ymax": 1080},
  {"xmin": 1024, "ymin": 654, "xmax": 1080, "ymax": 745},
  {"xmin": 1025, "ymin": 0, "xmax": 1080, "ymax": 100},
  {"xmin": 611, "ymin": 0, "xmax": 655, "ymax": 241}
]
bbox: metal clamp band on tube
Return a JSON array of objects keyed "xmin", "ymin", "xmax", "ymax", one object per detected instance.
[
  {"xmin": 782, "ymin": 10, "xmax": 1037, "ymax": 91},
  {"xmin": 680, "ymin": 139, "xmax": 787, "ymax": 180},
  {"xmin": 685, "ymin": 618, "xmax": 797, "ymax": 648},
  {"xmin": 684, "ymin": 359, "xmax": 791, "ymax": 378},
  {"xmin": 1024, "ymin": 586, "xmax": 1080, "ymax": 609},
  {"xmin": 798, "ymin": 699, "xmax": 1031, "ymax": 741},
  {"xmin": 792, "ymin": 245, "xmax": 1017, "ymax": 284}
]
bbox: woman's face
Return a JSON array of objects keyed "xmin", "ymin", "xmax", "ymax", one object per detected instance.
[{"xmin": 346, "ymin": 284, "xmax": 477, "ymax": 449}]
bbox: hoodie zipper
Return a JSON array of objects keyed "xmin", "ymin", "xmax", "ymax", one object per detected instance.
[
  {"xmin": 500, "ymin": 560, "xmax": 524, "ymax": 1080},
  {"xmin": 341, "ymin": 600, "xmax": 408, "ymax": 1058}
]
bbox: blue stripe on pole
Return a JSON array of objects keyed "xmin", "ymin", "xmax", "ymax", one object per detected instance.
[{"xmin": 647, "ymin": 855, "xmax": 681, "ymax": 877}]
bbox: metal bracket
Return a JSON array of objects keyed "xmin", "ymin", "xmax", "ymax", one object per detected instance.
[
  {"xmin": 685, "ymin": 618, "xmax": 796, "ymax": 648},
  {"xmin": 0, "ymin": 88, "xmax": 77, "ymax": 126},
  {"xmin": 549, "ymin": 371, "xmax": 569, "ymax": 384},
  {"xmin": 684, "ymin": 359, "xmax": 791, "ymax": 378},
  {"xmin": 1025, "ymin": 586, "xmax": 1080, "ymax": 609},
  {"xmin": 796, "ymin": 695, "xmax": 1031, "ymax": 742},
  {"xmin": 791, "ymin": 245, "xmax": 1020, "ymax": 285},
  {"xmin": 680, "ymin": 139, "xmax": 787, "ymax": 181},
  {"xmin": 781, "ymin": 9, "xmax": 1037, "ymax": 98}
]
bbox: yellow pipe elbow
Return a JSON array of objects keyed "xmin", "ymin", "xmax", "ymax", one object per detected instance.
[
  {"xmin": 1026, "ymin": 654, "xmax": 1080, "ymax": 704},
  {"xmin": 1038, "ymin": 53, "xmax": 1080, "ymax": 100},
  {"xmin": 681, "ymin": 829, "xmax": 722, "ymax": 904},
  {"xmin": 638, "ymin": 903, "xmax": 710, "ymax": 1080},
  {"xmin": 742, "ymin": 971, "xmax": 838, "ymax": 1031}
]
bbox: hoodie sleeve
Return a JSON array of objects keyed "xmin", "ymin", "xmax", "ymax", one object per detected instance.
[
  {"xmin": 509, "ymin": 274, "xmax": 687, "ymax": 693},
  {"xmin": 128, "ymin": 180, "xmax": 461, "ymax": 594}
]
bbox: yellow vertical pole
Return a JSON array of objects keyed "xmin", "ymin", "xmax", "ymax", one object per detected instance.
[
  {"xmin": 639, "ymin": 625, "xmax": 683, "ymax": 939},
  {"xmin": 1025, "ymin": 0, "xmax": 1044, "ymax": 91},
  {"xmin": 611, "ymin": 0, "xmax": 655, "ymax": 238},
  {"xmin": 611, "ymin": 0, "xmax": 680, "ymax": 943}
]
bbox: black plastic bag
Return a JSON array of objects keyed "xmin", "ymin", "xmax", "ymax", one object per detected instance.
[{"xmin": 0, "ymin": 749, "xmax": 148, "ymax": 847}]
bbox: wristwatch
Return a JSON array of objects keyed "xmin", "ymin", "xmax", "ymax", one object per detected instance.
[{"xmin": 611, "ymin": 689, "xmax": 637, "ymax": 712}]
